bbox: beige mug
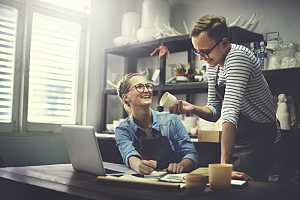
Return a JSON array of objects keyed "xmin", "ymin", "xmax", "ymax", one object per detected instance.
[
  {"xmin": 159, "ymin": 92, "xmax": 177, "ymax": 108},
  {"xmin": 208, "ymin": 163, "xmax": 232, "ymax": 190},
  {"xmin": 185, "ymin": 173, "xmax": 208, "ymax": 193}
]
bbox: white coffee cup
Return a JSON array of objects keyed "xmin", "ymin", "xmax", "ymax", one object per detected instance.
[
  {"xmin": 208, "ymin": 163, "xmax": 232, "ymax": 190},
  {"xmin": 159, "ymin": 92, "xmax": 178, "ymax": 108}
]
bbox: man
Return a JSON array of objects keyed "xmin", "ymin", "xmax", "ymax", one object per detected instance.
[{"xmin": 170, "ymin": 15, "xmax": 276, "ymax": 181}]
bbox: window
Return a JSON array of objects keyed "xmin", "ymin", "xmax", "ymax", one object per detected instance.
[
  {"xmin": 39, "ymin": 0, "xmax": 91, "ymax": 14},
  {"xmin": 0, "ymin": 5, "xmax": 17, "ymax": 123},
  {"xmin": 0, "ymin": 0, "xmax": 90, "ymax": 133},
  {"xmin": 28, "ymin": 13, "xmax": 81, "ymax": 124}
]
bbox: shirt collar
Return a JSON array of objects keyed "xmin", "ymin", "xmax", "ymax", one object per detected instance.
[{"xmin": 129, "ymin": 109, "xmax": 160, "ymax": 132}]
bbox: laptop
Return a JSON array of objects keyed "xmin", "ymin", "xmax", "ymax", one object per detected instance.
[{"xmin": 62, "ymin": 125, "xmax": 130, "ymax": 176}]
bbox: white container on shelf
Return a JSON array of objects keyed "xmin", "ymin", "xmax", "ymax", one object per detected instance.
[
  {"xmin": 295, "ymin": 51, "xmax": 300, "ymax": 67},
  {"xmin": 137, "ymin": 0, "xmax": 171, "ymax": 42},
  {"xmin": 268, "ymin": 53, "xmax": 281, "ymax": 70}
]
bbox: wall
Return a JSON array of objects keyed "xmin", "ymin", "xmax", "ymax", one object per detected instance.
[
  {"xmin": 0, "ymin": 134, "xmax": 69, "ymax": 167},
  {"xmin": 171, "ymin": 0, "xmax": 300, "ymax": 44}
]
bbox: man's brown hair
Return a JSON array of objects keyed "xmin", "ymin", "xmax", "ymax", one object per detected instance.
[{"xmin": 191, "ymin": 15, "xmax": 228, "ymax": 42}]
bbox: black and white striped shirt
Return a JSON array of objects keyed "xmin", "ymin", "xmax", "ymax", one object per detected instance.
[{"xmin": 207, "ymin": 44, "xmax": 276, "ymax": 126}]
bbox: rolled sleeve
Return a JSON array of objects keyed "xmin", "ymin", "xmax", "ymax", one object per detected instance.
[
  {"xmin": 172, "ymin": 116, "xmax": 199, "ymax": 166},
  {"xmin": 115, "ymin": 126, "xmax": 141, "ymax": 167},
  {"xmin": 207, "ymin": 105, "xmax": 220, "ymax": 121}
]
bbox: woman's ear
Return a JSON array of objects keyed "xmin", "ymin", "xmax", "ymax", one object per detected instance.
[{"xmin": 122, "ymin": 95, "xmax": 130, "ymax": 106}]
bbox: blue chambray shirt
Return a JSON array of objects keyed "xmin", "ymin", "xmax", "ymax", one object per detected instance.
[{"xmin": 115, "ymin": 110, "xmax": 199, "ymax": 168}]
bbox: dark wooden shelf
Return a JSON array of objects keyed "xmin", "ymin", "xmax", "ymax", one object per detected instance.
[
  {"xmin": 160, "ymin": 82, "xmax": 208, "ymax": 94},
  {"xmin": 263, "ymin": 67, "xmax": 300, "ymax": 77},
  {"xmin": 263, "ymin": 67, "xmax": 300, "ymax": 95},
  {"xmin": 105, "ymin": 27, "xmax": 265, "ymax": 58},
  {"xmin": 104, "ymin": 82, "xmax": 208, "ymax": 95},
  {"xmin": 105, "ymin": 34, "xmax": 191, "ymax": 57}
]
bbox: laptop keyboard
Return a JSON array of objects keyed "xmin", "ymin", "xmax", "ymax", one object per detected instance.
[{"xmin": 105, "ymin": 168, "xmax": 123, "ymax": 174}]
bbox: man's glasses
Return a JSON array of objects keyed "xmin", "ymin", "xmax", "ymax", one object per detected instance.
[
  {"xmin": 192, "ymin": 38, "xmax": 223, "ymax": 58},
  {"xmin": 131, "ymin": 83, "xmax": 154, "ymax": 94}
]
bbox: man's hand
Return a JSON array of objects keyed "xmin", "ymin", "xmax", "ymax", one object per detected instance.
[
  {"xmin": 136, "ymin": 160, "xmax": 157, "ymax": 175},
  {"xmin": 167, "ymin": 163, "xmax": 184, "ymax": 174},
  {"xmin": 231, "ymin": 171, "xmax": 253, "ymax": 181},
  {"xmin": 169, "ymin": 100, "xmax": 194, "ymax": 115}
]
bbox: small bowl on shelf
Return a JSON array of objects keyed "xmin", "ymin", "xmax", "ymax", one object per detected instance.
[{"xmin": 106, "ymin": 124, "xmax": 114, "ymax": 132}]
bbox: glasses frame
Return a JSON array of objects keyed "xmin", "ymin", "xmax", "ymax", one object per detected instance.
[
  {"xmin": 192, "ymin": 38, "xmax": 223, "ymax": 58},
  {"xmin": 129, "ymin": 82, "xmax": 154, "ymax": 94}
]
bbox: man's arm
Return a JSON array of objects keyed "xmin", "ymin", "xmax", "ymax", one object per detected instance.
[
  {"xmin": 170, "ymin": 100, "xmax": 216, "ymax": 122},
  {"xmin": 220, "ymin": 122, "xmax": 236, "ymax": 164},
  {"xmin": 191, "ymin": 104, "xmax": 216, "ymax": 122}
]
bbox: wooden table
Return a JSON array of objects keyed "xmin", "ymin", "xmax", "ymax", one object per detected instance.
[{"xmin": 0, "ymin": 164, "xmax": 299, "ymax": 200}]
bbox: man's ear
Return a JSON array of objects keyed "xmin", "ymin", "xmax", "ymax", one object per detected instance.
[{"xmin": 222, "ymin": 37, "xmax": 230, "ymax": 46}]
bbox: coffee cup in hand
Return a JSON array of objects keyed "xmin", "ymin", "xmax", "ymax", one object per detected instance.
[{"xmin": 159, "ymin": 92, "xmax": 178, "ymax": 108}]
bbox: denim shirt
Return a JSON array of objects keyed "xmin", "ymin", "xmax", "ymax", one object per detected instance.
[{"xmin": 115, "ymin": 110, "xmax": 199, "ymax": 167}]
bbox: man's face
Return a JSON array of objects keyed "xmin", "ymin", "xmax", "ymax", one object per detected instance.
[{"xmin": 191, "ymin": 31, "xmax": 226, "ymax": 68}]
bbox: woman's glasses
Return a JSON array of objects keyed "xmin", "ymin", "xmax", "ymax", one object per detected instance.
[
  {"xmin": 192, "ymin": 38, "xmax": 223, "ymax": 58},
  {"xmin": 131, "ymin": 83, "xmax": 154, "ymax": 94}
]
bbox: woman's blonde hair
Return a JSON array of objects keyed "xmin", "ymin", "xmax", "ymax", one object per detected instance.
[
  {"xmin": 117, "ymin": 73, "xmax": 145, "ymax": 114},
  {"xmin": 191, "ymin": 15, "xmax": 228, "ymax": 42}
]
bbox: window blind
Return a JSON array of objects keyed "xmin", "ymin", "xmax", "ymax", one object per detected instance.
[
  {"xmin": 27, "ymin": 13, "xmax": 81, "ymax": 124},
  {"xmin": 40, "ymin": 0, "xmax": 91, "ymax": 14},
  {"xmin": 0, "ymin": 5, "xmax": 17, "ymax": 123}
]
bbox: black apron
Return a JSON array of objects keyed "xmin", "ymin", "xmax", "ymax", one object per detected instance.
[
  {"xmin": 135, "ymin": 128, "xmax": 180, "ymax": 170},
  {"xmin": 215, "ymin": 67, "xmax": 275, "ymax": 181}
]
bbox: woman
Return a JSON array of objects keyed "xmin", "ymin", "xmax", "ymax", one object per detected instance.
[
  {"xmin": 115, "ymin": 73, "xmax": 198, "ymax": 175},
  {"xmin": 170, "ymin": 15, "xmax": 276, "ymax": 181}
]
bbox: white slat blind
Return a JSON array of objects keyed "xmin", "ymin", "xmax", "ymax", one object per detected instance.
[
  {"xmin": 28, "ymin": 13, "xmax": 81, "ymax": 124},
  {"xmin": 40, "ymin": 0, "xmax": 91, "ymax": 14},
  {"xmin": 0, "ymin": 5, "xmax": 17, "ymax": 123}
]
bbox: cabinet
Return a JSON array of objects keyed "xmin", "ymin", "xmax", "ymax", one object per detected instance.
[{"xmin": 100, "ymin": 27, "xmax": 300, "ymax": 132}]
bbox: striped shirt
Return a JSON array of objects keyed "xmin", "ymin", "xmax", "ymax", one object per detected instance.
[{"xmin": 207, "ymin": 44, "xmax": 276, "ymax": 127}]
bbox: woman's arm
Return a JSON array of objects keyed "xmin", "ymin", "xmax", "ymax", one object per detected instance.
[
  {"xmin": 170, "ymin": 116, "xmax": 199, "ymax": 172},
  {"xmin": 128, "ymin": 156, "xmax": 157, "ymax": 175}
]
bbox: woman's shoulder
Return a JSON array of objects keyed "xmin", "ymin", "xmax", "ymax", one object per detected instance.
[{"xmin": 115, "ymin": 117, "xmax": 132, "ymax": 130}]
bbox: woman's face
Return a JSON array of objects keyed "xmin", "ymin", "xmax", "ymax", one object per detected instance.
[
  {"xmin": 124, "ymin": 76, "xmax": 153, "ymax": 108},
  {"xmin": 191, "ymin": 31, "xmax": 228, "ymax": 68}
]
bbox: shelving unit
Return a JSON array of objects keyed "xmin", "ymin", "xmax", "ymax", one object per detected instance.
[
  {"xmin": 100, "ymin": 34, "xmax": 197, "ymax": 132},
  {"xmin": 99, "ymin": 27, "xmax": 300, "ymax": 132}
]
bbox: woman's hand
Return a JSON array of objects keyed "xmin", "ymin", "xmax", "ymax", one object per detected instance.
[
  {"xmin": 136, "ymin": 160, "xmax": 157, "ymax": 175},
  {"xmin": 167, "ymin": 163, "xmax": 184, "ymax": 174},
  {"xmin": 169, "ymin": 100, "xmax": 194, "ymax": 115},
  {"xmin": 231, "ymin": 171, "xmax": 253, "ymax": 181}
]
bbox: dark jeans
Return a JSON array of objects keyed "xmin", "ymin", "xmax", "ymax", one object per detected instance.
[{"xmin": 232, "ymin": 114, "xmax": 276, "ymax": 181}]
